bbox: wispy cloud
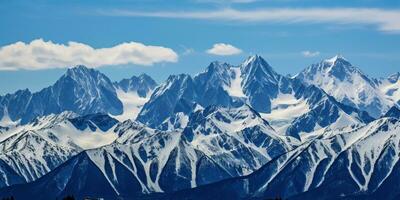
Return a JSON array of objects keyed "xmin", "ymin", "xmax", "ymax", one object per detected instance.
[
  {"xmin": 180, "ymin": 45, "xmax": 195, "ymax": 56},
  {"xmin": 0, "ymin": 39, "xmax": 178, "ymax": 71},
  {"xmin": 206, "ymin": 43, "xmax": 242, "ymax": 56},
  {"xmin": 302, "ymin": 50, "xmax": 320, "ymax": 57},
  {"xmin": 100, "ymin": 8, "xmax": 400, "ymax": 33}
]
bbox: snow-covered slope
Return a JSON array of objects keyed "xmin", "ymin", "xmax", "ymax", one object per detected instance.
[
  {"xmin": 0, "ymin": 105, "xmax": 295, "ymax": 199},
  {"xmin": 0, "ymin": 112, "xmax": 119, "ymax": 188},
  {"xmin": 138, "ymin": 55, "xmax": 372, "ymax": 139},
  {"xmin": 164, "ymin": 117, "xmax": 400, "ymax": 200},
  {"xmin": 379, "ymin": 72, "xmax": 400, "ymax": 107},
  {"xmin": 0, "ymin": 55, "xmax": 396, "ymax": 199},
  {"xmin": 296, "ymin": 55, "xmax": 392, "ymax": 118},
  {"xmin": 113, "ymin": 74, "xmax": 157, "ymax": 121}
]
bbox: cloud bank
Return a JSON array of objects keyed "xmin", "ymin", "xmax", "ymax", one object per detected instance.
[
  {"xmin": 206, "ymin": 43, "xmax": 242, "ymax": 56},
  {"xmin": 102, "ymin": 8, "xmax": 400, "ymax": 33},
  {"xmin": 0, "ymin": 39, "xmax": 178, "ymax": 70},
  {"xmin": 302, "ymin": 51, "xmax": 320, "ymax": 57}
]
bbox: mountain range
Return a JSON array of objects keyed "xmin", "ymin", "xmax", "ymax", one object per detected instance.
[{"xmin": 0, "ymin": 55, "xmax": 399, "ymax": 199}]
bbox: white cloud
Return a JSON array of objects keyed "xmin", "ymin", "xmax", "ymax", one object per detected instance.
[
  {"xmin": 302, "ymin": 51, "xmax": 320, "ymax": 57},
  {"xmin": 0, "ymin": 39, "xmax": 178, "ymax": 70},
  {"xmin": 102, "ymin": 8, "xmax": 400, "ymax": 33},
  {"xmin": 206, "ymin": 43, "xmax": 242, "ymax": 56}
]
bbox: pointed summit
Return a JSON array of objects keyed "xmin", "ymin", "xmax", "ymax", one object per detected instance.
[
  {"xmin": 241, "ymin": 55, "xmax": 271, "ymax": 68},
  {"xmin": 66, "ymin": 65, "xmax": 93, "ymax": 76},
  {"xmin": 58, "ymin": 65, "xmax": 115, "ymax": 93},
  {"xmin": 61, "ymin": 65, "xmax": 112, "ymax": 88},
  {"xmin": 324, "ymin": 54, "xmax": 348, "ymax": 64},
  {"xmin": 240, "ymin": 55, "xmax": 279, "ymax": 83},
  {"xmin": 322, "ymin": 55, "xmax": 354, "ymax": 74},
  {"xmin": 202, "ymin": 61, "xmax": 232, "ymax": 78},
  {"xmin": 297, "ymin": 55, "xmax": 390, "ymax": 118}
]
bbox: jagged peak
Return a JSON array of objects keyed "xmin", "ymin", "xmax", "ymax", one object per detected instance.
[
  {"xmin": 321, "ymin": 55, "xmax": 352, "ymax": 70},
  {"xmin": 63, "ymin": 65, "xmax": 102, "ymax": 81},
  {"xmin": 29, "ymin": 111, "xmax": 79, "ymax": 128},
  {"xmin": 165, "ymin": 73, "xmax": 192, "ymax": 82},
  {"xmin": 2, "ymin": 88, "xmax": 31, "ymax": 98},
  {"xmin": 241, "ymin": 54, "xmax": 269, "ymax": 67},
  {"xmin": 198, "ymin": 61, "xmax": 233, "ymax": 77},
  {"xmin": 300, "ymin": 55, "xmax": 369, "ymax": 82},
  {"xmin": 137, "ymin": 73, "xmax": 155, "ymax": 81},
  {"xmin": 153, "ymin": 73, "xmax": 194, "ymax": 97},
  {"xmin": 208, "ymin": 60, "xmax": 231, "ymax": 68},
  {"xmin": 324, "ymin": 54, "xmax": 347, "ymax": 64},
  {"xmin": 117, "ymin": 73, "xmax": 157, "ymax": 87},
  {"xmin": 240, "ymin": 54, "xmax": 280, "ymax": 83},
  {"xmin": 67, "ymin": 65, "xmax": 93, "ymax": 73}
]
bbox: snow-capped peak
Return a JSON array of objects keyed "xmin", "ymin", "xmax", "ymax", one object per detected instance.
[
  {"xmin": 296, "ymin": 55, "xmax": 390, "ymax": 118},
  {"xmin": 241, "ymin": 55, "xmax": 272, "ymax": 69},
  {"xmin": 65, "ymin": 65, "xmax": 94, "ymax": 78},
  {"xmin": 321, "ymin": 55, "xmax": 359, "ymax": 77},
  {"xmin": 240, "ymin": 55, "xmax": 280, "ymax": 84},
  {"xmin": 242, "ymin": 55, "xmax": 258, "ymax": 66},
  {"xmin": 324, "ymin": 54, "xmax": 347, "ymax": 65}
]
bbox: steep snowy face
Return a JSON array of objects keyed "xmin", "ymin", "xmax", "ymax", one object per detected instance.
[
  {"xmin": 241, "ymin": 55, "xmax": 280, "ymax": 87},
  {"xmin": 379, "ymin": 72, "xmax": 400, "ymax": 107},
  {"xmin": 112, "ymin": 74, "xmax": 157, "ymax": 121},
  {"xmin": 137, "ymin": 62, "xmax": 245, "ymax": 130},
  {"xmin": 137, "ymin": 74, "xmax": 198, "ymax": 128},
  {"xmin": 0, "ymin": 130, "xmax": 79, "ymax": 188},
  {"xmin": 0, "ymin": 112, "xmax": 120, "ymax": 188},
  {"xmin": 0, "ymin": 106, "xmax": 296, "ymax": 199},
  {"xmin": 194, "ymin": 61, "xmax": 243, "ymax": 107},
  {"xmin": 42, "ymin": 65, "xmax": 123, "ymax": 116},
  {"xmin": 183, "ymin": 105, "xmax": 295, "ymax": 166},
  {"xmin": 264, "ymin": 117, "xmax": 400, "ymax": 199},
  {"xmin": 164, "ymin": 117, "xmax": 400, "ymax": 200},
  {"xmin": 195, "ymin": 61, "xmax": 232, "ymax": 89},
  {"xmin": 296, "ymin": 55, "xmax": 390, "ymax": 118},
  {"xmin": 240, "ymin": 55, "xmax": 281, "ymax": 113},
  {"xmin": 137, "ymin": 55, "xmax": 372, "ymax": 138},
  {"xmin": 0, "ymin": 66, "xmax": 159, "ymax": 125}
]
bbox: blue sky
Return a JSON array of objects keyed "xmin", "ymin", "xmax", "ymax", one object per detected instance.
[{"xmin": 0, "ymin": 0, "xmax": 400, "ymax": 94}]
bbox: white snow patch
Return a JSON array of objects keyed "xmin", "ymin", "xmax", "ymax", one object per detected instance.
[
  {"xmin": 261, "ymin": 93, "xmax": 310, "ymax": 133},
  {"xmin": 0, "ymin": 109, "xmax": 19, "ymax": 127},
  {"xmin": 223, "ymin": 67, "xmax": 246, "ymax": 98},
  {"xmin": 112, "ymin": 89, "xmax": 150, "ymax": 121},
  {"xmin": 380, "ymin": 78, "xmax": 400, "ymax": 105},
  {"xmin": 49, "ymin": 121, "xmax": 118, "ymax": 150}
]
